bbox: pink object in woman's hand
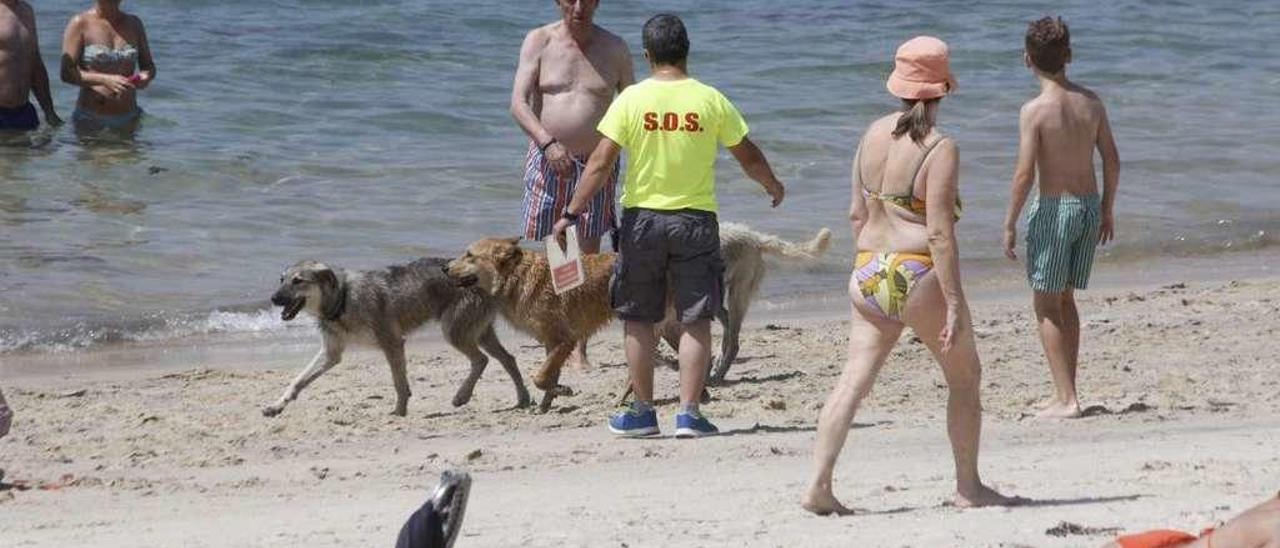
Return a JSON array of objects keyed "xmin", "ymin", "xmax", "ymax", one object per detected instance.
[{"xmin": 127, "ymin": 73, "xmax": 142, "ymax": 84}]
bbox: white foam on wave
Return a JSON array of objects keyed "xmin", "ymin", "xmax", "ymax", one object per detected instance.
[{"xmin": 0, "ymin": 307, "xmax": 309, "ymax": 355}]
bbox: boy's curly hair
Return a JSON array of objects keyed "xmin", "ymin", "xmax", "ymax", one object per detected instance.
[{"xmin": 1025, "ymin": 16, "xmax": 1071, "ymax": 74}]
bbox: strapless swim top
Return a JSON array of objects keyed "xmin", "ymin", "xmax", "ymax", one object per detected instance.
[{"xmin": 82, "ymin": 44, "xmax": 138, "ymax": 72}]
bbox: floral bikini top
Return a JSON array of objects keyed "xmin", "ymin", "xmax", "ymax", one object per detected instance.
[{"xmin": 857, "ymin": 133, "xmax": 963, "ymax": 220}]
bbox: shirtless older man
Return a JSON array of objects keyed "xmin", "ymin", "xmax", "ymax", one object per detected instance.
[
  {"xmin": 0, "ymin": 0, "xmax": 60, "ymax": 130},
  {"xmin": 511, "ymin": 0, "xmax": 633, "ymax": 369},
  {"xmin": 511, "ymin": 0, "xmax": 634, "ymax": 253}
]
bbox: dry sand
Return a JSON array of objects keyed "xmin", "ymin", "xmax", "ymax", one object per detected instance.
[{"xmin": 1, "ymin": 277, "xmax": 1279, "ymax": 547}]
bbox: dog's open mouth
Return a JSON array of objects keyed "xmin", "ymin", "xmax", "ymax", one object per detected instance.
[
  {"xmin": 280, "ymin": 298, "xmax": 305, "ymax": 321},
  {"xmin": 454, "ymin": 274, "xmax": 478, "ymax": 287}
]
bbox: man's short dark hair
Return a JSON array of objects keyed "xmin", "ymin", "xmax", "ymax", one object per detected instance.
[
  {"xmin": 1025, "ymin": 16, "xmax": 1071, "ymax": 74},
  {"xmin": 642, "ymin": 14, "xmax": 689, "ymax": 65}
]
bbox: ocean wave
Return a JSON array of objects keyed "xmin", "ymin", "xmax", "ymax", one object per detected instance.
[{"xmin": 0, "ymin": 307, "xmax": 305, "ymax": 355}]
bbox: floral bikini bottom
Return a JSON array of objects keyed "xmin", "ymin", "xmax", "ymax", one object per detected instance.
[{"xmin": 852, "ymin": 251, "xmax": 934, "ymax": 321}]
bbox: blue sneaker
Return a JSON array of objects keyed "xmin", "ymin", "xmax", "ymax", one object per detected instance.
[
  {"xmin": 674, "ymin": 412, "xmax": 719, "ymax": 438},
  {"xmin": 608, "ymin": 405, "xmax": 659, "ymax": 437}
]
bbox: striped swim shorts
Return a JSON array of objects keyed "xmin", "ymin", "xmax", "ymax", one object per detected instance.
[
  {"xmin": 520, "ymin": 142, "xmax": 619, "ymax": 241},
  {"xmin": 1025, "ymin": 193, "xmax": 1102, "ymax": 293}
]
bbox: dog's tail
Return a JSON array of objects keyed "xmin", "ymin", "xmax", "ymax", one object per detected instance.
[{"xmin": 727, "ymin": 223, "xmax": 832, "ymax": 262}]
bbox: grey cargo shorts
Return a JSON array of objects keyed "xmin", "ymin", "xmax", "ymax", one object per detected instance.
[{"xmin": 610, "ymin": 208, "xmax": 724, "ymax": 324}]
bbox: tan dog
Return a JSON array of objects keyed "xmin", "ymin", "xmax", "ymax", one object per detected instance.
[{"xmin": 446, "ymin": 237, "xmax": 615, "ymax": 412}]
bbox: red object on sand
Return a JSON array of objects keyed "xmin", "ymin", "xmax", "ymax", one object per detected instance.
[{"xmin": 1115, "ymin": 529, "xmax": 1199, "ymax": 548}]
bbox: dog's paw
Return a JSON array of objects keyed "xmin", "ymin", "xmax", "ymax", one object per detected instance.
[
  {"xmin": 516, "ymin": 393, "xmax": 533, "ymax": 408},
  {"xmin": 390, "ymin": 407, "xmax": 408, "ymax": 417},
  {"xmin": 451, "ymin": 392, "xmax": 473, "ymax": 408},
  {"xmin": 262, "ymin": 405, "xmax": 284, "ymax": 417}
]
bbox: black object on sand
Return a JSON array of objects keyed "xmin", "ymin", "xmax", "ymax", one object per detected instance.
[{"xmin": 395, "ymin": 470, "xmax": 472, "ymax": 548}]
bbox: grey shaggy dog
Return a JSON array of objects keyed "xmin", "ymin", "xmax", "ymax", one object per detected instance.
[{"xmin": 263, "ymin": 257, "xmax": 530, "ymax": 418}]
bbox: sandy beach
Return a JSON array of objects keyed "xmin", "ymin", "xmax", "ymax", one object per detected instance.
[{"xmin": 2, "ymin": 272, "xmax": 1279, "ymax": 547}]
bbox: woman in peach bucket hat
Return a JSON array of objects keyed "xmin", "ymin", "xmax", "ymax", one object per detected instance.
[{"xmin": 802, "ymin": 36, "xmax": 1023, "ymax": 514}]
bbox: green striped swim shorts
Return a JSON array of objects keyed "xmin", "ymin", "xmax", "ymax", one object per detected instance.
[{"xmin": 1025, "ymin": 193, "xmax": 1102, "ymax": 293}]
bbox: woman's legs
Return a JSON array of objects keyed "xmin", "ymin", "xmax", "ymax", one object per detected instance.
[
  {"xmin": 905, "ymin": 276, "xmax": 1022, "ymax": 507},
  {"xmin": 802, "ymin": 281, "xmax": 903, "ymax": 515}
]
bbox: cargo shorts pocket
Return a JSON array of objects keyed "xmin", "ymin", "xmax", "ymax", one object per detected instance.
[
  {"xmin": 610, "ymin": 210, "xmax": 669, "ymax": 322},
  {"xmin": 670, "ymin": 213, "xmax": 723, "ymax": 323}
]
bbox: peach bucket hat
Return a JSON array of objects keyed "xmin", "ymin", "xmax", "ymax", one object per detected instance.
[{"xmin": 886, "ymin": 36, "xmax": 958, "ymax": 100}]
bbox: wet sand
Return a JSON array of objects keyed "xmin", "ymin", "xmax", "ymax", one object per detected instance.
[{"xmin": 2, "ymin": 273, "xmax": 1279, "ymax": 546}]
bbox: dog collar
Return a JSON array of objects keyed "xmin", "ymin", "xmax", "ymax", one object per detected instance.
[{"xmin": 323, "ymin": 279, "xmax": 348, "ymax": 322}]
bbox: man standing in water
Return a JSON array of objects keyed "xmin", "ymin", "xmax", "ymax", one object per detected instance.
[
  {"xmin": 511, "ymin": 0, "xmax": 634, "ymax": 369},
  {"xmin": 1003, "ymin": 17, "xmax": 1120, "ymax": 419},
  {"xmin": 0, "ymin": 0, "xmax": 60, "ymax": 130}
]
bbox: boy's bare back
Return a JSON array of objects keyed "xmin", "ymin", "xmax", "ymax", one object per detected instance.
[
  {"xmin": 1007, "ymin": 15, "xmax": 1120, "ymax": 254},
  {"xmin": 1022, "ymin": 82, "xmax": 1113, "ymax": 197}
]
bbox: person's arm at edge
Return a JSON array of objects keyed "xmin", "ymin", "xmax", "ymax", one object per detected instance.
[
  {"xmin": 923, "ymin": 139, "xmax": 965, "ymax": 352},
  {"xmin": 24, "ymin": 6, "xmax": 59, "ymax": 124},
  {"xmin": 132, "ymin": 15, "xmax": 156, "ymax": 88},
  {"xmin": 727, "ymin": 136, "xmax": 784, "ymax": 207},
  {"xmin": 551, "ymin": 137, "xmax": 622, "ymax": 241},
  {"xmin": 1096, "ymin": 101, "xmax": 1119, "ymax": 246},
  {"xmin": 1003, "ymin": 104, "xmax": 1038, "ymax": 260}
]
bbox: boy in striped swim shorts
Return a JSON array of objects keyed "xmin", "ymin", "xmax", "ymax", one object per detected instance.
[{"xmin": 1002, "ymin": 17, "xmax": 1120, "ymax": 419}]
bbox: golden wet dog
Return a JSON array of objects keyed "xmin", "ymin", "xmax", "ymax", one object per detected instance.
[{"xmin": 446, "ymin": 237, "xmax": 614, "ymax": 412}]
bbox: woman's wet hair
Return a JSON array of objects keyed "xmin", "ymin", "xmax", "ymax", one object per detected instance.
[
  {"xmin": 893, "ymin": 98, "xmax": 940, "ymax": 144},
  {"xmin": 642, "ymin": 14, "xmax": 689, "ymax": 66},
  {"xmin": 1026, "ymin": 16, "xmax": 1071, "ymax": 74}
]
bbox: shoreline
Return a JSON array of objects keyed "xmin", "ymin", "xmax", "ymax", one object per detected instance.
[
  {"xmin": 2, "ymin": 270, "xmax": 1279, "ymax": 545},
  {"xmin": 4, "ymin": 245, "xmax": 1279, "ymax": 381}
]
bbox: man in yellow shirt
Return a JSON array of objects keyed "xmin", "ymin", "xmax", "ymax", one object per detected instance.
[{"xmin": 553, "ymin": 14, "xmax": 785, "ymax": 438}]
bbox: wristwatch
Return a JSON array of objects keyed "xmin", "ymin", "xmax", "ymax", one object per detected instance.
[{"xmin": 560, "ymin": 208, "xmax": 580, "ymax": 222}]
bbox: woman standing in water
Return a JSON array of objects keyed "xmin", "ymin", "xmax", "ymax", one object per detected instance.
[
  {"xmin": 801, "ymin": 36, "xmax": 1022, "ymax": 514},
  {"xmin": 60, "ymin": 0, "xmax": 155, "ymax": 134}
]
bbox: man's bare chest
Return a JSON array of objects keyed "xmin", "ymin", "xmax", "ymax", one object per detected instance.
[
  {"xmin": 539, "ymin": 45, "xmax": 617, "ymax": 96},
  {"xmin": 0, "ymin": 14, "xmax": 31, "ymax": 52}
]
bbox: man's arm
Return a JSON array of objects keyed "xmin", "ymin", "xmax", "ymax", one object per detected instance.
[
  {"xmin": 510, "ymin": 30, "xmax": 552, "ymax": 146},
  {"xmin": 551, "ymin": 137, "xmax": 622, "ymax": 242},
  {"xmin": 1095, "ymin": 101, "xmax": 1119, "ymax": 245},
  {"xmin": 615, "ymin": 39, "xmax": 635, "ymax": 92},
  {"xmin": 727, "ymin": 136, "xmax": 784, "ymax": 207},
  {"xmin": 1002, "ymin": 104, "xmax": 1038, "ymax": 260},
  {"xmin": 565, "ymin": 137, "xmax": 621, "ymax": 216},
  {"xmin": 509, "ymin": 29, "xmax": 572, "ymax": 177},
  {"xmin": 22, "ymin": 7, "xmax": 59, "ymax": 124}
]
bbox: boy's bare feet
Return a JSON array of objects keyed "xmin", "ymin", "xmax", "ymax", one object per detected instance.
[
  {"xmin": 801, "ymin": 488, "xmax": 860, "ymax": 516},
  {"xmin": 952, "ymin": 485, "xmax": 1029, "ymax": 508}
]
